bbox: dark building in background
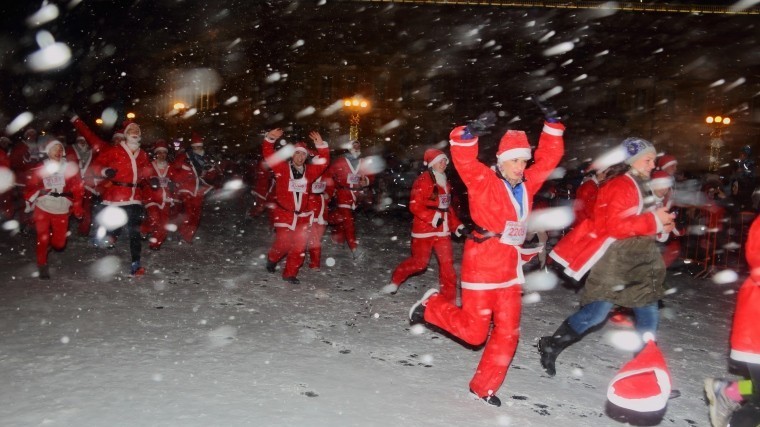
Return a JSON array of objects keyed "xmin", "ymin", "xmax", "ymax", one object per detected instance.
[{"xmin": 0, "ymin": 1, "xmax": 758, "ymax": 175}]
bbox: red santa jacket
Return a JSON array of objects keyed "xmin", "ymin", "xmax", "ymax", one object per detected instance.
[
  {"xmin": 409, "ymin": 170, "xmax": 462, "ymax": 238},
  {"xmin": 730, "ymin": 215, "xmax": 760, "ymax": 364},
  {"xmin": 327, "ymin": 155, "xmax": 374, "ymax": 210},
  {"xmin": 263, "ymin": 137, "xmax": 330, "ymax": 230},
  {"xmin": 10, "ymin": 141, "xmax": 42, "ymax": 186},
  {"xmin": 251, "ymin": 158, "xmax": 275, "ymax": 205},
  {"xmin": 71, "ymin": 116, "xmax": 117, "ymax": 195},
  {"xmin": 24, "ymin": 159, "xmax": 84, "ymax": 215},
  {"xmin": 573, "ymin": 176, "xmax": 599, "ymax": 227},
  {"xmin": 0, "ymin": 149, "xmax": 9, "ymax": 169},
  {"xmin": 550, "ymin": 173, "xmax": 661, "ymax": 281},
  {"xmin": 172, "ymin": 152, "xmax": 214, "ymax": 198},
  {"xmin": 65, "ymin": 144, "xmax": 99, "ymax": 196},
  {"xmin": 451, "ymin": 122, "xmax": 564, "ymax": 290},
  {"xmin": 93, "ymin": 142, "xmax": 152, "ymax": 206},
  {"xmin": 142, "ymin": 160, "xmax": 176, "ymax": 209},
  {"xmin": 307, "ymin": 175, "xmax": 335, "ymax": 226}
]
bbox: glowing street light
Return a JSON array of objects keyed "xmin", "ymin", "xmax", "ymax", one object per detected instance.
[
  {"xmin": 705, "ymin": 115, "xmax": 732, "ymax": 172},
  {"xmin": 173, "ymin": 102, "xmax": 186, "ymax": 111},
  {"xmin": 342, "ymin": 96, "xmax": 370, "ymax": 141},
  {"xmin": 126, "ymin": 112, "xmax": 136, "ymax": 120},
  {"xmin": 95, "ymin": 118, "xmax": 103, "ymax": 126}
]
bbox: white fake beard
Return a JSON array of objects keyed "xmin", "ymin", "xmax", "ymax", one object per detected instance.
[
  {"xmin": 349, "ymin": 149, "xmax": 361, "ymax": 158},
  {"xmin": 127, "ymin": 141, "xmax": 141, "ymax": 152},
  {"xmin": 193, "ymin": 149, "xmax": 205, "ymax": 156},
  {"xmin": 155, "ymin": 160, "xmax": 168, "ymax": 168},
  {"xmin": 432, "ymin": 170, "xmax": 447, "ymax": 187}
]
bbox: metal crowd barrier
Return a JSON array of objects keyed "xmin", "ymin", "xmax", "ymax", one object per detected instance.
[{"xmin": 681, "ymin": 207, "xmax": 757, "ymax": 278}]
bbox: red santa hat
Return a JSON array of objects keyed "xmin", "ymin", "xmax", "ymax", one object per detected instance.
[
  {"xmin": 43, "ymin": 138, "xmax": 64, "ymax": 155},
  {"xmin": 190, "ymin": 132, "xmax": 204, "ymax": 147},
  {"xmin": 607, "ymin": 333, "xmax": 672, "ymax": 413},
  {"xmin": 496, "ymin": 130, "xmax": 531, "ymax": 163},
  {"xmin": 423, "ymin": 148, "xmax": 448, "ymax": 168},
  {"xmin": 121, "ymin": 120, "xmax": 140, "ymax": 136},
  {"xmin": 656, "ymin": 154, "xmax": 677, "ymax": 171},
  {"xmin": 153, "ymin": 139, "xmax": 169, "ymax": 152},
  {"xmin": 293, "ymin": 142, "xmax": 309, "ymax": 156},
  {"xmin": 649, "ymin": 170, "xmax": 674, "ymax": 190}
]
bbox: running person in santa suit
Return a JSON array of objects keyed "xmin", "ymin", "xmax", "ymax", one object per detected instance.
[
  {"xmin": 383, "ymin": 148, "xmax": 466, "ymax": 303},
  {"xmin": 141, "ymin": 140, "xmax": 177, "ymax": 250},
  {"xmin": 540, "ymin": 137, "xmax": 676, "ymax": 377},
  {"xmin": 263, "ymin": 128, "xmax": 330, "ymax": 284},
  {"xmin": 172, "ymin": 134, "xmax": 218, "ymax": 244},
  {"xmin": 305, "ymin": 167, "xmax": 335, "ymax": 270},
  {"xmin": 704, "ymin": 215, "xmax": 760, "ymax": 427},
  {"xmin": 327, "ymin": 139, "xmax": 374, "ymax": 260},
  {"xmin": 65, "ymin": 135, "xmax": 98, "ymax": 237},
  {"xmin": 93, "ymin": 121, "xmax": 153, "ymax": 276},
  {"xmin": 409, "ymin": 114, "xmax": 566, "ymax": 407},
  {"xmin": 24, "ymin": 139, "xmax": 84, "ymax": 279}
]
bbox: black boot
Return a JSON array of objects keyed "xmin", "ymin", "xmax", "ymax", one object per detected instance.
[
  {"xmin": 538, "ymin": 320, "xmax": 581, "ymax": 377},
  {"xmin": 265, "ymin": 260, "xmax": 276, "ymax": 273}
]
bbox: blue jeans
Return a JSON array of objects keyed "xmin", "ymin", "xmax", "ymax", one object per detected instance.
[{"xmin": 567, "ymin": 300, "xmax": 659, "ymax": 336}]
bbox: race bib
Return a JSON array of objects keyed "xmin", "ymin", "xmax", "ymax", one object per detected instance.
[
  {"xmin": 43, "ymin": 173, "xmax": 65, "ymax": 189},
  {"xmin": 288, "ymin": 178, "xmax": 308, "ymax": 193},
  {"xmin": 311, "ymin": 181, "xmax": 326, "ymax": 194},
  {"xmin": 438, "ymin": 194, "xmax": 451, "ymax": 209},
  {"xmin": 158, "ymin": 177, "xmax": 170, "ymax": 188},
  {"xmin": 500, "ymin": 221, "xmax": 527, "ymax": 246},
  {"xmin": 347, "ymin": 173, "xmax": 361, "ymax": 186}
]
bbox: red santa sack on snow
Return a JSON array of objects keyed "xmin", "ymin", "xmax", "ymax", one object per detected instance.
[{"xmin": 607, "ymin": 333, "xmax": 672, "ymax": 413}]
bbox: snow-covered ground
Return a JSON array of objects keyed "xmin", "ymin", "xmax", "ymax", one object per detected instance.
[{"xmin": 0, "ymin": 196, "xmax": 741, "ymax": 426}]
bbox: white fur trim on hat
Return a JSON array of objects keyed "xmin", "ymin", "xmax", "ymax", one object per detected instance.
[
  {"xmin": 426, "ymin": 153, "xmax": 448, "ymax": 168},
  {"xmin": 497, "ymin": 148, "xmax": 532, "ymax": 163},
  {"xmin": 649, "ymin": 176, "xmax": 674, "ymax": 190},
  {"xmin": 44, "ymin": 139, "xmax": 63, "ymax": 155}
]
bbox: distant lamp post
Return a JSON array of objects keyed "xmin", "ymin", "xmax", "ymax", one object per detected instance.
[
  {"xmin": 95, "ymin": 118, "xmax": 103, "ymax": 126},
  {"xmin": 126, "ymin": 112, "xmax": 136, "ymax": 120},
  {"xmin": 170, "ymin": 102, "xmax": 189, "ymax": 139},
  {"xmin": 342, "ymin": 97, "xmax": 370, "ymax": 141},
  {"xmin": 706, "ymin": 115, "xmax": 731, "ymax": 172}
]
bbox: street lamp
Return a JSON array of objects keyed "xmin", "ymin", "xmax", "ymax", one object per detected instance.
[
  {"xmin": 95, "ymin": 118, "xmax": 103, "ymax": 126},
  {"xmin": 342, "ymin": 96, "xmax": 370, "ymax": 141},
  {"xmin": 705, "ymin": 115, "xmax": 731, "ymax": 172},
  {"xmin": 126, "ymin": 112, "xmax": 136, "ymax": 120},
  {"xmin": 173, "ymin": 102, "xmax": 186, "ymax": 111}
]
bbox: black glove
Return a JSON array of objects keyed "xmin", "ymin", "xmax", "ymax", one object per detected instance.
[
  {"xmin": 103, "ymin": 168, "xmax": 116, "ymax": 179},
  {"xmin": 463, "ymin": 111, "xmax": 497, "ymax": 139},
  {"xmin": 203, "ymin": 162, "xmax": 213, "ymax": 171},
  {"xmin": 529, "ymin": 94, "xmax": 561, "ymax": 123},
  {"xmin": 434, "ymin": 217, "xmax": 443, "ymax": 228},
  {"xmin": 458, "ymin": 225, "xmax": 471, "ymax": 237},
  {"xmin": 149, "ymin": 177, "xmax": 160, "ymax": 189}
]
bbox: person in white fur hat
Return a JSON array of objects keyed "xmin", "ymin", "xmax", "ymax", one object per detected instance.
[
  {"xmin": 24, "ymin": 139, "xmax": 84, "ymax": 279},
  {"xmin": 383, "ymin": 148, "xmax": 465, "ymax": 302}
]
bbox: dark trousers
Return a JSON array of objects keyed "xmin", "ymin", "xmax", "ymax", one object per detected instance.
[{"xmin": 108, "ymin": 204, "xmax": 145, "ymax": 263}]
